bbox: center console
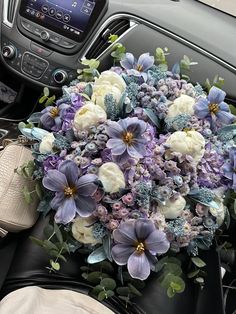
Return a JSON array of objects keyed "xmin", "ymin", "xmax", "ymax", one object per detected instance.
[{"xmin": 0, "ymin": 0, "xmax": 108, "ymax": 89}]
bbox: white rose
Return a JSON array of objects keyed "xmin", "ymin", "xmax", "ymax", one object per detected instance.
[
  {"xmin": 72, "ymin": 217, "xmax": 100, "ymax": 245},
  {"xmin": 74, "ymin": 101, "xmax": 107, "ymax": 131},
  {"xmin": 98, "ymin": 162, "xmax": 125, "ymax": 193},
  {"xmin": 167, "ymin": 95, "xmax": 196, "ymax": 118},
  {"xmin": 39, "ymin": 133, "xmax": 55, "ymax": 154},
  {"xmin": 157, "ymin": 196, "xmax": 186, "ymax": 219},
  {"xmin": 92, "ymin": 71, "xmax": 126, "ymax": 110},
  {"xmin": 165, "ymin": 130, "xmax": 205, "ymax": 164},
  {"xmin": 209, "ymin": 201, "xmax": 226, "ymax": 227}
]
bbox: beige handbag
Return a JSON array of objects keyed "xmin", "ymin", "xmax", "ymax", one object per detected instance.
[{"xmin": 0, "ymin": 143, "xmax": 39, "ymax": 237}]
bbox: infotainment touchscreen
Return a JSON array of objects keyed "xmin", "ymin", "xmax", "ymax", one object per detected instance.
[{"xmin": 19, "ymin": 0, "xmax": 107, "ymax": 41}]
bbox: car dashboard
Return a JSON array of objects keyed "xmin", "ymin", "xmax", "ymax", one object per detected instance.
[{"xmin": 0, "ymin": 0, "xmax": 236, "ymax": 98}]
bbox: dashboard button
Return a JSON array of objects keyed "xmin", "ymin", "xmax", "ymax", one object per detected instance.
[
  {"xmin": 49, "ymin": 8, "xmax": 56, "ymax": 16},
  {"xmin": 34, "ymin": 27, "xmax": 42, "ymax": 36},
  {"xmin": 30, "ymin": 42, "xmax": 52, "ymax": 57},
  {"xmin": 42, "ymin": 5, "xmax": 49, "ymax": 13},
  {"xmin": 56, "ymin": 11, "xmax": 63, "ymax": 19},
  {"xmin": 81, "ymin": 7, "xmax": 92, "ymax": 15},
  {"xmin": 53, "ymin": 69, "xmax": 68, "ymax": 84},
  {"xmin": 40, "ymin": 30, "xmax": 50, "ymax": 41},
  {"xmin": 50, "ymin": 35, "xmax": 61, "ymax": 44},
  {"xmin": 59, "ymin": 40, "xmax": 76, "ymax": 49},
  {"xmin": 63, "ymin": 14, "xmax": 71, "ymax": 23}
]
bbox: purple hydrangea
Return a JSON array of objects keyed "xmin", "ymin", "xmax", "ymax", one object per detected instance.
[
  {"xmin": 111, "ymin": 219, "xmax": 170, "ymax": 280},
  {"xmin": 194, "ymin": 86, "xmax": 236, "ymax": 125},
  {"xmin": 42, "ymin": 160, "xmax": 98, "ymax": 224},
  {"xmin": 120, "ymin": 53, "xmax": 154, "ymax": 81},
  {"xmin": 106, "ymin": 117, "xmax": 147, "ymax": 164}
]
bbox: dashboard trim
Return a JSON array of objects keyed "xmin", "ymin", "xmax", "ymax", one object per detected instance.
[{"xmin": 81, "ymin": 13, "xmax": 236, "ymax": 74}]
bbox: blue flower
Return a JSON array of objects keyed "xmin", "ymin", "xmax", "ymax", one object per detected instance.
[
  {"xmin": 106, "ymin": 117, "xmax": 147, "ymax": 164},
  {"xmin": 120, "ymin": 53, "xmax": 154, "ymax": 81},
  {"xmin": 43, "ymin": 160, "xmax": 98, "ymax": 224},
  {"xmin": 194, "ymin": 86, "xmax": 236, "ymax": 125}
]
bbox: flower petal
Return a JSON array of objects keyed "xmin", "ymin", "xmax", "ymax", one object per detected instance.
[
  {"xmin": 145, "ymin": 230, "xmax": 170, "ymax": 255},
  {"xmin": 127, "ymin": 120, "xmax": 147, "ymax": 135},
  {"xmin": 127, "ymin": 145, "xmax": 143, "ymax": 159},
  {"xmin": 113, "ymin": 220, "xmax": 137, "ymax": 243},
  {"xmin": 58, "ymin": 160, "xmax": 79, "ymax": 186},
  {"xmin": 219, "ymin": 102, "xmax": 230, "ymax": 112},
  {"xmin": 111, "ymin": 244, "xmax": 135, "ymax": 265},
  {"xmin": 76, "ymin": 174, "xmax": 98, "ymax": 196},
  {"xmin": 137, "ymin": 53, "xmax": 154, "ymax": 71},
  {"xmin": 55, "ymin": 198, "xmax": 77, "ymax": 224},
  {"xmin": 42, "ymin": 170, "xmax": 67, "ymax": 192},
  {"xmin": 40, "ymin": 113, "xmax": 55, "ymax": 130},
  {"xmin": 112, "ymin": 150, "xmax": 130, "ymax": 164},
  {"xmin": 127, "ymin": 251, "xmax": 150, "ymax": 280},
  {"xmin": 106, "ymin": 139, "xmax": 127, "ymax": 155},
  {"xmin": 194, "ymin": 98, "xmax": 209, "ymax": 119},
  {"xmin": 51, "ymin": 192, "xmax": 65, "ymax": 209},
  {"xmin": 135, "ymin": 219, "xmax": 156, "ymax": 240},
  {"xmin": 216, "ymin": 111, "xmax": 236, "ymax": 124},
  {"xmin": 120, "ymin": 53, "xmax": 136, "ymax": 70},
  {"xmin": 208, "ymin": 86, "xmax": 226, "ymax": 104},
  {"xmin": 75, "ymin": 195, "xmax": 96, "ymax": 217},
  {"xmin": 106, "ymin": 121, "xmax": 123, "ymax": 138}
]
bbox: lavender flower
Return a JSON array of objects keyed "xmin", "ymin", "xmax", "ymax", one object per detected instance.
[
  {"xmin": 106, "ymin": 117, "xmax": 147, "ymax": 164},
  {"xmin": 43, "ymin": 155, "xmax": 64, "ymax": 174},
  {"xmin": 43, "ymin": 160, "xmax": 98, "ymax": 224},
  {"xmin": 194, "ymin": 86, "xmax": 236, "ymax": 125},
  {"xmin": 111, "ymin": 219, "xmax": 170, "ymax": 280},
  {"xmin": 120, "ymin": 53, "xmax": 154, "ymax": 81}
]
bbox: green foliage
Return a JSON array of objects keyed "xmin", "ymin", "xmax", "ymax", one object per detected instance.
[
  {"xmin": 191, "ymin": 257, "xmax": 206, "ymax": 268},
  {"xmin": 108, "ymin": 34, "xmax": 119, "ymax": 43},
  {"xmin": 204, "ymin": 75, "xmax": 225, "ymax": 92},
  {"xmin": 187, "ymin": 257, "xmax": 207, "ymax": 289},
  {"xmin": 229, "ymin": 104, "xmax": 236, "ymax": 116},
  {"xmin": 39, "ymin": 87, "xmax": 56, "ymax": 107},
  {"xmin": 179, "ymin": 55, "xmax": 198, "ymax": 80},
  {"xmin": 155, "ymin": 47, "xmax": 169, "ymax": 69},
  {"xmin": 77, "ymin": 59, "xmax": 100, "ymax": 82},
  {"xmin": 110, "ymin": 43, "xmax": 126, "ymax": 64}
]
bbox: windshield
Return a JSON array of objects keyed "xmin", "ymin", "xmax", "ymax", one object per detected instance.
[{"xmin": 198, "ymin": 0, "xmax": 236, "ymax": 17}]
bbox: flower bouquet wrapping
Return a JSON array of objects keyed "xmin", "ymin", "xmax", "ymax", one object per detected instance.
[{"xmin": 18, "ymin": 45, "xmax": 236, "ymax": 302}]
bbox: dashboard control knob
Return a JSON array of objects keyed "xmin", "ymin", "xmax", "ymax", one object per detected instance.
[
  {"xmin": 40, "ymin": 30, "xmax": 50, "ymax": 42},
  {"xmin": 53, "ymin": 69, "xmax": 68, "ymax": 84},
  {"xmin": 2, "ymin": 45, "xmax": 16, "ymax": 59}
]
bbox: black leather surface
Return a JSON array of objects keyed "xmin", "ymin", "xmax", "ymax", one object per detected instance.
[{"xmin": 0, "ymin": 215, "xmax": 225, "ymax": 314}]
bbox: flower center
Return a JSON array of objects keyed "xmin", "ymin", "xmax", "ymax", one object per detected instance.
[
  {"xmin": 64, "ymin": 186, "xmax": 76, "ymax": 197},
  {"xmin": 122, "ymin": 131, "xmax": 134, "ymax": 145},
  {"xmin": 136, "ymin": 64, "xmax": 143, "ymax": 72},
  {"xmin": 136, "ymin": 242, "xmax": 145, "ymax": 254},
  {"xmin": 50, "ymin": 107, "xmax": 59, "ymax": 118},
  {"xmin": 79, "ymin": 107, "xmax": 89, "ymax": 115},
  {"xmin": 208, "ymin": 103, "xmax": 219, "ymax": 114}
]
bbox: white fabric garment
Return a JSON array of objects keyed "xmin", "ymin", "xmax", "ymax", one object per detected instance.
[{"xmin": 0, "ymin": 286, "xmax": 115, "ymax": 314}]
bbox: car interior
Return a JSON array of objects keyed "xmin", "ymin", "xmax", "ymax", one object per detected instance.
[{"xmin": 0, "ymin": 0, "xmax": 236, "ymax": 313}]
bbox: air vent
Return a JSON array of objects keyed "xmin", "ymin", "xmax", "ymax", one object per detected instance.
[
  {"xmin": 3, "ymin": 0, "xmax": 19, "ymax": 27},
  {"xmin": 85, "ymin": 18, "xmax": 133, "ymax": 60},
  {"xmin": 7, "ymin": 0, "xmax": 17, "ymax": 23}
]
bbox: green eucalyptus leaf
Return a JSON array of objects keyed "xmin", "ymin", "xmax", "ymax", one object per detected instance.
[
  {"xmin": 92, "ymin": 285, "xmax": 104, "ymax": 295},
  {"xmin": 35, "ymin": 182, "xmax": 43, "ymax": 200},
  {"xmin": 53, "ymin": 222, "xmax": 63, "ymax": 244},
  {"xmin": 106, "ymin": 290, "xmax": 115, "ymax": 298},
  {"xmin": 45, "ymin": 95, "xmax": 56, "ymax": 107},
  {"xmin": 87, "ymin": 246, "xmax": 107, "ymax": 264},
  {"xmin": 143, "ymin": 108, "xmax": 160, "ymax": 128},
  {"xmin": 22, "ymin": 186, "xmax": 32, "ymax": 204},
  {"xmin": 43, "ymin": 87, "xmax": 50, "ymax": 97},
  {"xmin": 43, "ymin": 224, "xmax": 54, "ymax": 239},
  {"xmin": 128, "ymin": 283, "xmax": 142, "ymax": 297},
  {"xmin": 194, "ymin": 277, "xmax": 205, "ymax": 284},
  {"xmin": 50, "ymin": 260, "xmax": 60, "ymax": 271},
  {"xmin": 30, "ymin": 236, "xmax": 44, "ymax": 247},
  {"xmin": 167, "ymin": 287, "xmax": 175, "ymax": 298},
  {"xmin": 116, "ymin": 287, "xmax": 130, "ymax": 296},
  {"xmin": 108, "ymin": 34, "xmax": 119, "ymax": 43},
  {"xmin": 103, "ymin": 235, "xmax": 112, "ymax": 262},
  {"xmin": 43, "ymin": 240, "xmax": 58, "ymax": 252},
  {"xmin": 100, "ymin": 278, "xmax": 116, "ymax": 291},
  {"xmin": 98, "ymin": 291, "xmax": 107, "ymax": 301},
  {"xmin": 84, "ymin": 84, "xmax": 93, "ymax": 98},
  {"xmin": 187, "ymin": 269, "xmax": 200, "ymax": 278},
  {"xmin": 191, "ymin": 257, "xmax": 206, "ymax": 268},
  {"xmin": 39, "ymin": 95, "xmax": 48, "ymax": 104}
]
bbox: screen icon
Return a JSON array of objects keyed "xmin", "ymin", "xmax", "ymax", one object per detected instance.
[
  {"xmin": 81, "ymin": 7, "xmax": 92, "ymax": 15},
  {"xmin": 41, "ymin": 5, "xmax": 49, "ymax": 13},
  {"xmin": 63, "ymin": 14, "xmax": 71, "ymax": 23},
  {"xmin": 84, "ymin": 0, "xmax": 95, "ymax": 10},
  {"xmin": 56, "ymin": 11, "xmax": 63, "ymax": 19},
  {"xmin": 72, "ymin": 1, "xmax": 78, "ymax": 8},
  {"xmin": 49, "ymin": 8, "xmax": 56, "ymax": 16}
]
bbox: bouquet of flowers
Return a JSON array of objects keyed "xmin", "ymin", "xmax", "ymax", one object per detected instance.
[{"xmin": 18, "ymin": 45, "xmax": 236, "ymax": 301}]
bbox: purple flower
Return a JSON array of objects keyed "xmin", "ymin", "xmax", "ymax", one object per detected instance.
[
  {"xmin": 194, "ymin": 86, "xmax": 236, "ymax": 125},
  {"xmin": 40, "ymin": 103, "xmax": 70, "ymax": 132},
  {"xmin": 120, "ymin": 53, "xmax": 154, "ymax": 81},
  {"xmin": 42, "ymin": 160, "xmax": 98, "ymax": 224},
  {"xmin": 106, "ymin": 117, "xmax": 147, "ymax": 164},
  {"xmin": 43, "ymin": 155, "xmax": 64, "ymax": 174},
  {"xmin": 223, "ymin": 148, "xmax": 236, "ymax": 190},
  {"xmin": 111, "ymin": 219, "xmax": 170, "ymax": 280}
]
